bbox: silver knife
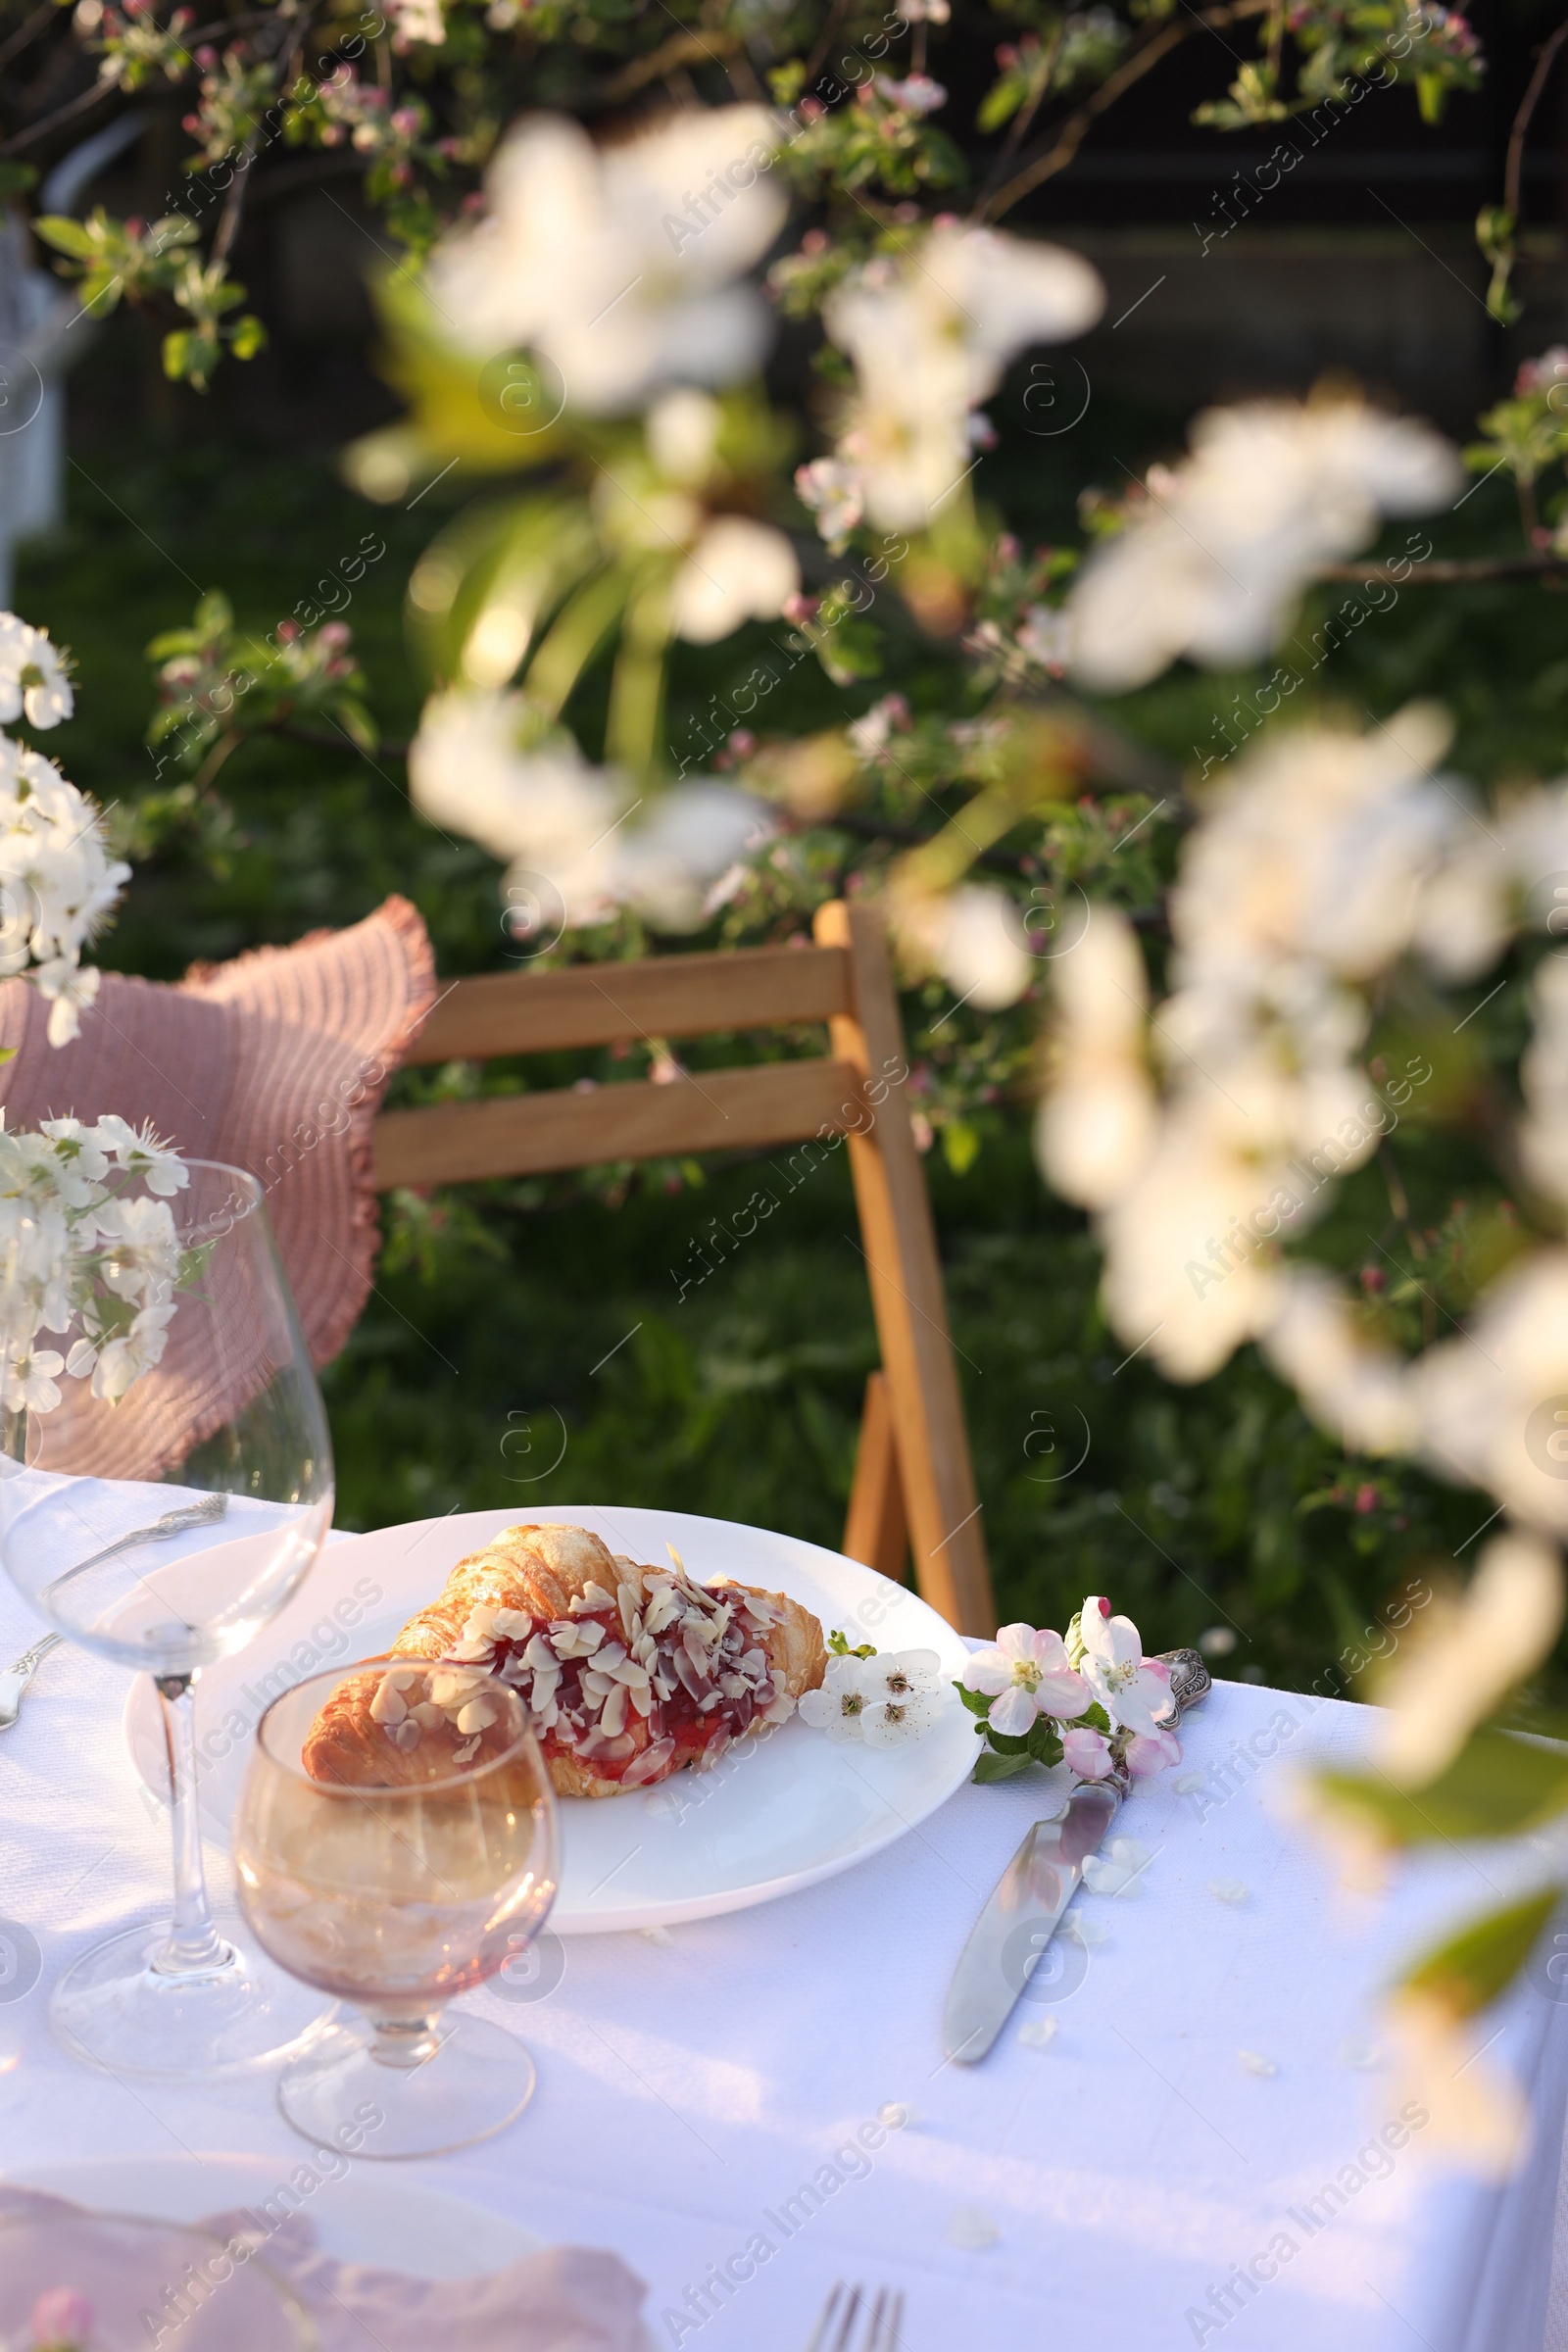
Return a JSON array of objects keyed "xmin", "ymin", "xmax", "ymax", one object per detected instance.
[{"xmin": 944, "ymin": 1646, "xmax": 1211, "ymax": 2064}]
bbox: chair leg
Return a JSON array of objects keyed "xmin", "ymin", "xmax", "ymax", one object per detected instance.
[{"xmin": 843, "ymin": 1371, "xmax": 908, "ymax": 1582}]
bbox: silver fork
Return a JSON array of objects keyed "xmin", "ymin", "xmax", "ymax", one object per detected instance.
[
  {"xmin": 0, "ymin": 1630, "xmax": 62, "ymax": 1731},
  {"xmin": 804, "ymin": 2283, "xmax": 905, "ymax": 2352}
]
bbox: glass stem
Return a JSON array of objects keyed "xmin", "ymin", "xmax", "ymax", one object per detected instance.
[
  {"xmin": 368, "ymin": 2012, "xmax": 442, "ymax": 2069},
  {"xmin": 152, "ymin": 1671, "xmax": 232, "ymax": 1977}
]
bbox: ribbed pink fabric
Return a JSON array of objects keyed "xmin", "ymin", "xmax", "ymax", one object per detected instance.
[{"xmin": 0, "ymin": 897, "xmax": 436, "ymax": 1372}]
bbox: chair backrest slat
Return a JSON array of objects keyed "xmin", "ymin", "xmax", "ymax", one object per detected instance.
[
  {"xmin": 372, "ymin": 1056, "xmax": 865, "ymax": 1190},
  {"xmin": 406, "ymin": 943, "xmax": 853, "ymax": 1065}
]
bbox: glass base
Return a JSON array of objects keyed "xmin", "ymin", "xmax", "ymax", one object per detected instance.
[
  {"xmin": 50, "ymin": 1919, "xmax": 336, "ymax": 2079},
  {"xmin": 277, "ymin": 2011, "xmax": 537, "ymax": 2159}
]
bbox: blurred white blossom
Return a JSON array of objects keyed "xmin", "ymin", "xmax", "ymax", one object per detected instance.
[
  {"xmin": 1415, "ymin": 783, "xmax": 1568, "ymax": 984},
  {"xmin": 820, "ymin": 225, "xmax": 1102, "ymax": 531},
  {"xmin": 1265, "ymin": 1267, "xmax": 1418, "ymax": 1455},
  {"xmin": 1521, "ymin": 954, "xmax": 1568, "ymax": 1211},
  {"xmin": 428, "ymin": 109, "xmax": 787, "ymax": 413},
  {"xmin": 1035, "ymin": 906, "xmax": 1156, "ymax": 1210},
  {"xmin": 1374, "ymin": 1530, "xmax": 1562, "ymax": 1785},
  {"xmin": 1386, "ymin": 1991, "xmax": 1531, "ymax": 2179},
  {"xmin": 897, "ymin": 882, "xmax": 1033, "ymax": 1009},
  {"xmin": 1411, "ymin": 1250, "xmax": 1568, "ymax": 1536},
  {"xmin": 670, "ymin": 517, "xmax": 800, "ymax": 644},
  {"xmin": 410, "ymin": 687, "xmax": 770, "ymax": 932},
  {"xmin": 1039, "ymin": 714, "xmax": 1456, "ymax": 1381},
  {"xmin": 1070, "ymin": 398, "xmax": 1459, "ymax": 692},
  {"xmin": 647, "ymin": 388, "xmax": 722, "ymax": 485}
]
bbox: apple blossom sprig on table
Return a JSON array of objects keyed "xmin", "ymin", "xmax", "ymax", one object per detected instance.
[
  {"xmin": 797, "ymin": 1628, "xmax": 948, "ymax": 1749},
  {"xmin": 0, "ymin": 1117, "xmax": 191, "ymax": 1416},
  {"xmin": 28, "ymin": 2289, "xmax": 94, "ymax": 2352},
  {"xmin": 957, "ymin": 1596, "xmax": 1183, "ymax": 1788},
  {"xmin": 0, "ymin": 612, "xmax": 129, "ymax": 1048}
]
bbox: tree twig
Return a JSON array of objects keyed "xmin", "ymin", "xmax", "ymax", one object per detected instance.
[
  {"xmin": 598, "ymin": 25, "xmax": 739, "ymax": 103},
  {"xmin": 1506, "ymin": 13, "xmax": 1568, "ymax": 223},
  {"xmin": 0, "ymin": 1, "xmax": 59, "ymax": 78},
  {"xmin": 0, "ymin": 76, "xmax": 115, "ymax": 158},
  {"xmin": 1315, "ymin": 553, "xmax": 1568, "ymax": 584},
  {"xmin": 979, "ymin": 0, "xmax": 1270, "ymax": 224}
]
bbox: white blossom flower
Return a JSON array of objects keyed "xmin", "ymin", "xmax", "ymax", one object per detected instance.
[
  {"xmin": 1081, "ymin": 1836, "xmax": 1151, "ymax": 1895},
  {"xmin": 1373, "ymin": 1530, "xmax": 1563, "ymax": 1786},
  {"xmin": 1, "ymin": 1341, "xmax": 64, "ymax": 1414},
  {"xmin": 798, "ymin": 1653, "xmax": 869, "ymax": 1741},
  {"xmin": 428, "ymin": 109, "xmax": 788, "ymax": 413},
  {"xmin": 1411, "ymin": 1250, "xmax": 1568, "ymax": 1535},
  {"xmin": 90, "ymin": 1301, "xmax": 175, "ymax": 1402},
  {"xmin": 877, "ymin": 74, "xmax": 947, "ymax": 114},
  {"xmin": 647, "ymin": 388, "xmax": 722, "ymax": 485},
  {"xmin": 896, "ymin": 883, "xmax": 1034, "ymax": 1010},
  {"xmin": 962, "ymin": 1623, "xmax": 1088, "ymax": 1736},
  {"xmin": 670, "ymin": 518, "xmax": 800, "ymax": 644},
  {"xmin": 34, "ymin": 958, "xmax": 99, "ymax": 1047},
  {"xmin": 1076, "ymin": 1597, "xmax": 1172, "ymax": 1738},
  {"xmin": 795, "ymin": 456, "xmax": 863, "ymax": 546},
  {"xmin": 1015, "ymin": 605, "xmax": 1073, "ymax": 672},
  {"xmin": 822, "ymin": 226, "xmax": 1102, "ymax": 530},
  {"xmin": 1070, "ymin": 397, "xmax": 1459, "ymax": 692},
  {"xmin": 1385, "ymin": 1989, "xmax": 1530, "ymax": 2179},
  {"xmin": 411, "ymin": 689, "xmax": 770, "ymax": 932},
  {"xmin": 94, "ymin": 1194, "xmax": 180, "ymax": 1305},
  {"xmin": 1035, "ymin": 906, "xmax": 1156, "ymax": 1209},
  {"xmin": 0, "ymin": 613, "xmax": 74, "ymax": 729},
  {"xmin": 1264, "ymin": 1266, "xmax": 1419, "ymax": 1456},
  {"xmin": 388, "ymin": 0, "xmax": 444, "ymax": 41}
]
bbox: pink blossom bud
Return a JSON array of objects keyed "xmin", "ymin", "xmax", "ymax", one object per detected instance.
[
  {"xmin": 318, "ymin": 621, "xmax": 351, "ymax": 648},
  {"xmin": 1063, "ymin": 1727, "xmax": 1113, "ymax": 1780},
  {"xmin": 1124, "ymin": 1728, "xmax": 1181, "ymax": 1777},
  {"xmin": 31, "ymin": 2288, "xmax": 94, "ymax": 2347},
  {"xmin": 1354, "ymin": 1483, "xmax": 1378, "ymax": 1514}
]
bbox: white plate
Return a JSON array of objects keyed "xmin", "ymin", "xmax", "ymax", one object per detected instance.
[
  {"xmin": 123, "ymin": 1504, "xmax": 975, "ymax": 1935},
  {"xmin": 7, "ymin": 2153, "xmax": 544, "ymax": 2276}
]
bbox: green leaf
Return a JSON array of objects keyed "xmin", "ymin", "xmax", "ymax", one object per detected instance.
[
  {"xmin": 332, "ymin": 698, "xmax": 378, "ymax": 756},
  {"xmin": 973, "ymin": 1749, "xmax": 1032, "ymax": 1784},
  {"xmin": 1318, "ymin": 1728, "xmax": 1568, "ymax": 1848},
  {"xmin": 1402, "ymin": 1887, "xmax": 1560, "ymax": 2019},
  {"xmin": 954, "ymin": 1681, "xmax": 991, "ymax": 1717},
  {"xmin": 1026, "ymin": 1715, "xmax": 1063, "ymax": 1763},
  {"xmin": 230, "ymin": 314, "xmax": 267, "ymax": 361},
  {"xmin": 0, "ymin": 164, "xmax": 36, "ymax": 198},
  {"xmin": 941, "ymin": 1118, "xmax": 980, "ymax": 1177},
  {"xmin": 33, "ymin": 215, "xmax": 98, "ymax": 259}
]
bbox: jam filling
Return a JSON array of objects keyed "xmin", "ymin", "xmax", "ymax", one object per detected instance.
[{"xmin": 371, "ymin": 1558, "xmax": 795, "ymax": 1788}]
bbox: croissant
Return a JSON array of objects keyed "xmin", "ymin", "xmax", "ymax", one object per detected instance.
[{"xmin": 305, "ymin": 1521, "xmax": 827, "ymax": 1798}]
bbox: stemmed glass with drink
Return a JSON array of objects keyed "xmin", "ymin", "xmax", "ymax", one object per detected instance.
[{"xmin": 0, "ymin": 1148, "xmax": 335, "ymax": 2077}]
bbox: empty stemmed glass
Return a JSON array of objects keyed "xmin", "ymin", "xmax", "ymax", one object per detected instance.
[
  {"xmin": 0, "ymin": 1156, "xmax": 335, "ymax": 2077},
  {"xmin": 234, "ymin": 1656, "xmax": 559, "ymax": 2157}
]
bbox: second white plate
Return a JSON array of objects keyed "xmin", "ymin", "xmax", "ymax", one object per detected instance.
[
  {"xmin": 123, "ymin": 1504, "xmax": 976, "ymax": 1934},
  {"xmin": 7, "ymin": 2153, "xmax": 544, "ymax": 2276}
]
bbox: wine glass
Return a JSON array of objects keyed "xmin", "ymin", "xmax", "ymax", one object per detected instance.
[
  {"xmin": 0, "ymin": 1160, "xmax": 335, "ymax": 2078},
  {"xmin": 233, "ymin": 1656, "xmax": 558, "ymax": 2158}
]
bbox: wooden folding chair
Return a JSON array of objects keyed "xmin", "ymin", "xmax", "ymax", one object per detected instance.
[{"xmin": 370, "ymin": 900, "xmax": 996, "ymax": 1634}]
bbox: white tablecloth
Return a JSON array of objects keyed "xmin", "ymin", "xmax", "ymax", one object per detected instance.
[{"xmin": 2, "ymin": 1573, "xmax": 1566, "ymax": 2352}]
